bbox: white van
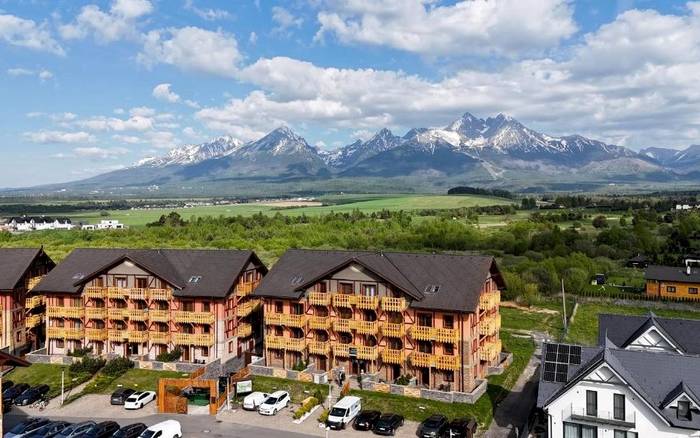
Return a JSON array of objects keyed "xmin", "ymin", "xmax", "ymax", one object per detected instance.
[
  {"xmin": 326, "ymin": 396, "xmax": 362, "ymax": 430},
  {"xmin": 138, "ymin": 420, "xmax": 182, "ymax": 438}
]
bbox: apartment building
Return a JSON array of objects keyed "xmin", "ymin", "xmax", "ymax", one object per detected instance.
[
  {"xmin": 253, "ymin": 249, "xmax": 505, "ymax": 393},
  {"xmin": 538, "ymin": 314, "xmax": 700, "ymax": 438},
  {"xmin": 0, "ymin": 248, "xmax": 55, "ymax": 354},
  {"xmin": 33, "ymin": 248, "xmax": 266, "ymax": 363}
]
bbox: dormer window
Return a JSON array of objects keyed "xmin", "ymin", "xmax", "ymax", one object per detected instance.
[
  {"xmin": 678, "ymin": 400, "xmax": 691, "ymax": 420},
  {"xmin": 188, "ymin": 276, "xmax": 202, "ymax": 284}
]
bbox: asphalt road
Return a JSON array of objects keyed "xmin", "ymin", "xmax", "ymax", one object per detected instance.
[{"xmin": 4, "ymin": 413, "xmax": 317, "ymax": 438}]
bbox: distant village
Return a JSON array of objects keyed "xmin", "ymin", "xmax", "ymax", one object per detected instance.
[{"xmin": 0, "ymin": 216, "xmax": 127, "ymax": 232}]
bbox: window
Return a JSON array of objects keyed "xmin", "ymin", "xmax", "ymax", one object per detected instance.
[
  {"xmin": 136, "ymin": 278, "xmax": 148, "ymax": 288},
  {"xmin": 690, "ymin": 287, "xmax": 698, "ymax": 295},
  {"xmin": 362, "ymin": 284, "xmax": 377, "ymax": 296},
  {"xmin": 56, "ymin": 339, "xmax": 64, "ymax": 348},
  {"xmin": 201, "ymin": 347, "xmax": 208, "ymax": 357},
  {"xmin": 614, "ymin": 431, "xmax": 637, "ymax": 438},
  {"xmin": 444, "ymin": 343, "xmax": 454, "ymax": 355},
  {"xmin": 340, "ymin": 282, "xmax": 353, "ymax": 294},
  {"xmin": 678, "ymin": 400, "xmax": 691, "ymax": 420},
  {"xmin": 275, "ymin": 301, "xmax": 283, "ymax": 313},
  {"xmin": 418, "ymin": 313, "xmax": 433, "ymax": 327},
  {"xmin": 418, "ymin": 341, "xmax": 433, "ymax": 354},
  {"xmin": 114, "ymin": 277, "xmax": 127, "ymax": 288},
  {"xmin": 292, "ymin": 303, "xmax": 304, "ymax": 315},
  {"xmin": 667, "ymin": 285, "xmax": 677, "ymax": 293},
  {"xmin": 317, "ymin": 282, "xmax": 327, "ymax": 293},
  {"xmin": 188, "ymin": 276, "xmax": 202, "ymax": 284},
  {"xmin": 202, "ymin": 302, "xmax": 210, "ymax": 312},
  {"xmin": 586, "ymin": 390, "xmax": 598, "ymax": 417},
  {"xmin": 443, "ymin": 315, "xmax": 454, "ymax": 329},
  {"xmin": 444, "ymin": 371, "xmax": 454, "ymax": 382},
  {"xmin": 274, "ymin": 326, "xmax": 283, "ymax": 336},
  {"xmin": 228, "ymin": 342, "xmax": 234, "ymax": 353},
  {"xmin": 564, "ymin": 422, "xmax": 597, "ymax": 438},
  {"xmin": 613, "ymin": 394, "xmax": 625, "ymax": 421}
]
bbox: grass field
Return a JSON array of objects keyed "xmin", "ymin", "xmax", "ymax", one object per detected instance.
[
  {"xmin": 58, "ymin": 194, "xmax": 513, "ymax": 226},
  {"xmin": 5, "ymin": 363, "xmax": 91, "ymax": 399}
]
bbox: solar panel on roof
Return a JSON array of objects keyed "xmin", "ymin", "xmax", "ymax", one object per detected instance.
[
  {"xmin": 542, "ymin": 343, "xmax": 581, "ymax": 383},
  {"xmin": 543, "ymin": 371, "xmax": 556, "ymax": 381}
]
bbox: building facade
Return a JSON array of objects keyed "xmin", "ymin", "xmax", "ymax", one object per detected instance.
[
  {"xmin": 6, "ymin": 216, "xmax": 74, "ymax": 232},
  {"xmin": 645, "ymin": 264, "xmax": 700, "ymax": 299},
  {"xmin": 253, "ymin": 249, "xmax": 505, "ymax": 393},
  {"xmin": 0, "ymin": 248, "xmax": 55, "ymax": 354},
  {"xmin": 33, "ymin": 249, "xmax": 266, "ymax": 363}
]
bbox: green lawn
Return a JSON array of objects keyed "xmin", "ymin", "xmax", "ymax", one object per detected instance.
[
  {"xmin": 4, "ymin": 363, "xmax": 91, "ymax": 399},
  {"xmin": 100, "ymin": 368, "xmax": 187, "ymax": 393},
  {"xmin": 250, "ymin": 376, "xmax": 325, "ymax": 404},
  {"xmin": 566, "ymin": 302, "xmax": 700, "ymax": 345}
]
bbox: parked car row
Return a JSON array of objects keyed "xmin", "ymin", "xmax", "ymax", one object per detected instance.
[
  {"xmin": 241, "ymin": 390, "xmax": 291, "ymax": 416},
  {"xmin": 416, "ymin": 414, "xmax": 477, "ymax": 438},
  {"xmin": 109, "ymin": 388, "xmax": 156, "ymax": 410},
  {"xmin": 2, "ymin": 381, "xmax": 50, "ymax": 410},
  {"xmin": 4, "ymin": 418, "xmax": 182, "ymax": 438}
]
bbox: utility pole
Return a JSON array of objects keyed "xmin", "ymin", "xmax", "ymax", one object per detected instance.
[
  {"xmin": 61, "ymin": 370, "xmax": 65, "ymax": 405},
  {"xmin": 561, "ymin": 278, "xmax": 567, "ymax": 332}
]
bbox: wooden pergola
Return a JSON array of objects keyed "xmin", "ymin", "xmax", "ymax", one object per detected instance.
[{"xmin": 0, "ymin": 352, "xmax": 31, "ymax": 436}]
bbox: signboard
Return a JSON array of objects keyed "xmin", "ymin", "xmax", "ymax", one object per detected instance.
[
  {"xmin": 236, "ymin": 379, "xmax": 253, "ymax": 395},
  {"xmin": 349, "ymin": 347, "xmax": 357, "ymax": 358}
]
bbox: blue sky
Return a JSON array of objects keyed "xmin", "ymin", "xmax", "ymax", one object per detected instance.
[{"xmin": 1, "ymin": 0, "xmax": 699, "ymax": 187}]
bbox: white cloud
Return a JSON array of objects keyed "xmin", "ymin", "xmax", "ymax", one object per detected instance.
[
  {"xmin": 139, "ymin": 26, "xmax": 241, "ymax": 77},
  {"xmin": 50, "ymin": 112, "xmax": 77, "ymax": 122},
  {"xmin": 75, "ymin": 115, "xmax": 154, "ymax": 131},
  {"xmin": 7, "ymin": 68, "xmax": 34, "ymax": 76},
  {"xmin": 112, "ymin": 134, "xmax": 142, "ymax": 144},
  {"xmin": 152, "ymin": 83, "xmax": 181, "ymax": 103},
  {"xmin": 184, "ymin": 99, "xmax": 200, "ymax": 109},
  {"xmin": 24, "ymin": 130, "xmax": 96, "ymax": 144},
  {"xmin": 73, "ymin": 146, "xmax": 130, "ymax": 159},
  {"xmin": 272, "ymin": 7, "xmax": 303, "ymax": 33},
  {"xmin": 314, "ymin": 0, "xmax": 576, "ymax": 57},
  {"xmin": 129, "ymin": 106, "xmax": 157, "ymax": 117},
  {"xmin": 38, "ymin": 70, "xmax": 53, "ymax": 81},
  {"xmin": 249, "ymin": 31, "xmax": 258, "ymax": 44},
  {"xmin": 59, "ymin": 0, "xmax": 152, "ymax": 42},
  {"xmin": 0, "ymin": 14, "xmax": 65, "ymax": 55},
  {"xmin": 146, "ymin": 131, "xmax": 179, "ymax": 149},
  {"xmin": 184, "ymin": 0, "xmax": 232, "ymax": 21}
]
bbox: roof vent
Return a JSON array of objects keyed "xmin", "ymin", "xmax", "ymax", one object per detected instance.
[
  {"xmin": 291, "ymin": 275, "xmax": 304, "ymax": 285},
  {"xmin": 424, "ymin": 284, "xmax": 440, "ymax": 294},
  {"xmin": 72, "ymin": 273, "xmax": 85, "ymax": 280},
  {"xmin": 188, "ymin": 275, "xmax": 202, "ymax": 284}
]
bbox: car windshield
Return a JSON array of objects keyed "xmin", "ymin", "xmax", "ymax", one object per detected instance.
[
  {"xmin": 329, "ymin": 407, "xmax": 347, "ymax": 417},
  {"xmin": 424, "ymin": 417, "xmax": 444, "ymax": 428},
  {"xmin": 263, "ymin": 396, "xmax": 278, "ymax": 404},
  {"xmin": 8, "ymin": 421, "xmax": 37, "ymax": 433},
  {"xmin": 140, "ymin": 431, "xmax": 157, "ymax": 438}
]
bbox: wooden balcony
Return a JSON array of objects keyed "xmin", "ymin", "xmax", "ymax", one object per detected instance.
[
  {"xmin": 173, "ymin": 333, "xmax": 213, "ymax": 346},
  {"xmin": 107, "ymin": 287, "xmax": 129, "ymax": 300},
  {"xmin": 108, "ymin": 329, "xmax": 128, "ymax": 342},
  {"xmin": 149, "ymin": 289, "xmax": 172, "ymax": 301},
  {"xmin": 332, "ymin": 294, "xmax": 356, "ymax": 308},
  {"xmin": 381, "ymin": 297, "xmax": 407, "ymax": 312},
  {"xmin": 381, "ymin": 323, "xmax": 405, "ymax": 338},
  {"xmin": 381, "ymin": 349, "xmax": 404, "ymax": 364},
  {"xmin": 236, "ymin": 281, "xmax": 259, "ymax": 297},
  {"xmin": 409, "ymin": 351, "xmax": 433, "ymax": 368},
  {"xmin": 149, "ymin": 310, "xmax": 170, "ymax": 322},
  {"xmin": 332, "ymin": 343, "xmax": 378, "ymax": 360},
  {"xmin": 237, "ymin": 299, "xmax": 261, "ymax": 317},
  {"xmin": 308, "ymin": 316, "xmax": 331, "ymax": 330},
  {"xmin": 26, "ymin": 314, "xmax": 42, "ymax": 328},
  {"xmin": 129, "ymin": 288, "xmax": 149, "ymax": 300},
  {"xmin": 286, "ymin": 337, "xmax": 306, "ymax": 352},
  {"xmin": 25, "ymin": 295, "xmax": 44, "ymax": 309},
  {"xmin": 479, "ymin": 315, "xmax": 499, "ymax": 337},
  {"xmin": 86, "ymin": 328, "xmax": 107, "ymax": 341},
  {"xmin": 108, "ymin": 308, "xmax": 128, "ymax": 319},
  {"xmin": 434, "ymin": 354, "xmax": 460, "ymax": 371},
  {"xmin": 47, "ymin": 306, "xmax": 84, "ymax": 319},
  {"xmin": 354, "ymin": 320, "xmax": 379, "ymax": 335},
  {"xmin": 264, "ymin": 313, "xmax": 284, "ymax": 326},
  {"xmin": 27, "ymin": 275, "xmax": 45, "ymax": 290},
  {"xmin": 128, "ymin": 330, "xmax": 149, "ymax": 343},
  {"xmin": 308, "ymin": 341, "xmax": 330, "ymax": 355},
  {"xmin": 85, "ymin": 308, "xmax": 107, "ymax": 319},
  {"xmin": 282, "ymin": 314, "xmax": 307, "ymax": 328},
  {"xmin": 266, "ymin": 335, "xmax": 286, "ymax": 350},
  {"xmin": 48, "ymin": 327, "xmax": 84, "ymax": 340},
  {"xmin": 126, "ymin": 308, "xmax": 149, "ymax": 321},
  {"xmin": 355, "ymin": 296, "xmax": 379, "ymax": 310},
  {"xmin": 173, "ymin": 311, "xmax": 215, "ymax": 324},
  {"xmin": 84, "ymin": 287, "xmax": 107, "ymax": 299},
  {"xmin": 332, "ymin": 343, "xmax": 351, "ymax": 357},
  {"xmin": 333, "ymin": 318, "xmax": 353, "ymax": 333},
  {"xmin": 237, "ymin": 322, "xmax": 252, "ymax": 338},
  {"xmin": 479, "ymin": 291, "xmax": 500, "ymax": 312},
  {"xmin": 479, "ymin": 340, "xmax": 500, "ymax": 362},
  {"xmin": 435, "ymin": 328, "xmax": 459, "ymax": 343},
  {"xmin": 409, "ymin": 325, "xmax": 435, "ymax": 341},
  {"xmin": 150, "ymin": 332, "xmax": 170, "ymax": 344},
  {"xmin": 308, "ymin": 292, "xmax": 331, "ymax": 306}
]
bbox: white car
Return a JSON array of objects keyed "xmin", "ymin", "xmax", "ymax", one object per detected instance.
[
  {"xmin": 242, "ymin": 391, "xmax": 269, "ymax": 411},
  {"xmin": 124, "ymin": 391, "xmax": 156, "ymax": 410},
  {"xmin": 258, "ymin": 390, "xmax": 290, "ymax": 416},
  {"xmin": 138, "ymin": 420, "xmax": 181, "ymax": 438}
]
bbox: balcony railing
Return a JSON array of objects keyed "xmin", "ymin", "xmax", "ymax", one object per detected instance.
[
  {"xmin": 25, "ymin": 295, "xmax": 44, "ymax": 309},
  {"xmin": 107, "ymin": 287, "xmax": 129, "ymax": 300},
  {"xmin": 333, "ymin": 318, "xmax": 353, "ymax": 333},
  {"xmin": 332, "ymin": 343, "xmax": 378, "ymax": 360},
  {"xmin": 173, "ymin": 311, "xmax": 215, "ymax": 324},
  {"xmin": 479, "ymin": 291, "xmax": 500, "ymax": 312},
  {"xmin": 410, "ymin": 326, "xmax": 435, "ymax": 341},
  {"xmin": 26, "ymin": 314, "xmax": 42, "ymax": 328},
  {"xmin": 127, "ymin": 309, "xmax": 148, "ymax": 321},
  {"xmin": 237, "ymin": 299, "xmax": 261, "ymax": 317},
  {"xmin": 84, "ymin": 287, "xmax": 107, "ymax": 299},
  {"xmin": 108, "ymin": 329, "xmax": 128, "ymax": 342},
  {"xmin": 332, "ymin": 342, "xmax": 351, "ymax": 357},
  {"xmin": 266, "ymin": 336, "xmax": 306, "ymax": 351},
  {"xmin": 266, "ymin": 336, "xmax": 286, "ymax": 350},
  {"xmin": 355, "ymin": 296, "xmax": 379, "ymax": 310},
  {"xmin": 308, "ymin": 292, "xmax": 331, "ymax": 306},
  {"xmin": 172, "ymin": 333, "xmax": 213, "ymax": 346},
  {"xmin": 435, "ymin": 327, "xmax": 459, "ymax": 343},
  {"xmin": 27, "ymin": 276, "xmax": 45, "ymax": 290},
  {"xmin": 308, "ymin": 341, "xmax": 331, "ymax": 355},
  {"xmin": 129, "ymin": 288, "xmax": 149, "ymax": 300},
  {"xmin": 48, "ymin": 327, "xmax": 84, "ymax": 340},
  {"xmin": 86, "ymin": 328, "xmax": 107, "ymax": 341},
  {"xmin": 479, "ymin": 340, "xmax": 500, "ymax": 362},
  {"xmin": 128, "ymin": 330, "xmax": 149, "ymax": 343},
  {"xmin": 409, "ymin": 351, "xmax": 433, "ymax": 368},
  {"xmin": 434, "ymin": 354, "xmax": 460, "ymax": 371},
  {"xmin": 332, "ymin": 294, "xmax": 356, "ymax": 308},
  {"xmin": 237, "ymin": 323, "xmax": 252, "ymax": 338},
  {"xmin": 283, "ymin": 314, "xmax": 307, "ymax": 328},
  {"xmin": 149, "ymin": 289, "xmax": 172, "ymax": 301},
  {"xmin": 354, "ymin": 320, "xmax": 379, "ymax": 335},
  {"xmin": 85, "ymin": 308, "xmax": 107, "ymax": 319},
  {"xmin": 308, "ymin": 316, "xmax": 331, "ymax": 330},
  {"xmin": 150, "ymin": 332, "xmax": 170, "ymax": 344},
  {"xmin": 107, "ymin": 308, "xmax": 128, "ymax": 319},
  {"xmin": 265, "ymin": 313, "xmax": 284, "ymax": 326},
  {"xmin": 381, "ymin": 323, "xmax": 405, "ymax": 338},
  {"xmin": 381, "ymin": 297, "xmax": 407, "ymax": 312},
  {"xmin": 566, "ymin": 404, "xmax": 636, "ymax": 428},
  {"xmin": 479, "ymin": 314, "xmax": 500, "ymax": 337},
  {"xmin": 236, "ymin": 281, "xmax": 259, "ymax": 297},
  {"xmin": 381, "ymin": 349, "xmax": 404, "ymax": 364},
  {"xmin": 47, "ymin": 306, "xmax": 84, "ymax": 319},
  {"xmin": 149, "ymin": 310, "xmax": 170, "ymax": 322}
]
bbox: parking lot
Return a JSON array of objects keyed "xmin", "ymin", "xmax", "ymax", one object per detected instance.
[{"xmin": 13, "ymin": 393, "xmax": 158, "ymax": 419}]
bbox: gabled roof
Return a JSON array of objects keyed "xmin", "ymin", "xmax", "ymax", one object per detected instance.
[
  {"xmin": 661, "ymin": 382, "xmax": 700, "ymax": 410},
  {"xmin": 0, "ymin": 248, "xmax": 52, "ymax": 290},
  {"xmin": 599, "ymin": 313, "xmax": 700, "ymax": 354},
  {"xmin": 253, "ymin": 249, "xmax": 504, "ymax": 312},
  {"xmin": 538, "ymin": 343, "xmax": 700, "ymax": 430},
  {"xmin": 645, "ymin": 264, "xmax": 700, "ymax": 283},
  {"xmin": 33, "ymin": 248, "xmax": 266, "ymax": 298}
]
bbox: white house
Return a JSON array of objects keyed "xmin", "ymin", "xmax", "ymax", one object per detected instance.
[
  {"xmin": 538, "ymin": 314, "xmax": 700, "ymax": 438},
  {"xmin": 6, "ymin": 216, "xmax": 74, "ymax": 231},
  {"xmin": 81, "ymin": 219, "xmax": 126, "ymax": 230}
]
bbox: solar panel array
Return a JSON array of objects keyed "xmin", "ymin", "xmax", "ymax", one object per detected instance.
[{"xmin": 543, "ymin": 344, "xmax": 582, "ymax": 383}]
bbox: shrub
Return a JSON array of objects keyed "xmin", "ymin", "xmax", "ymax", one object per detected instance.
[
  {"xmin": 292, "ymin": 359, "xmax": 308, "ymax": 371},
  {"xmin": 102, "ymin": 357, "xmax": 134, "ymax": 377},
  {"xmin": 293, "ymin": 397, "xmax": 319, "ymax": 420},
  {"xmin": 317, "ymin": 408, "xmax": 329, "ymax": 423},
  {"xmin": 69, "ymin": 356, "xmax": 105, "ymax": 375},
  {"xmin": 394, "ymin": 374, "xmax": 412, "ymax": 386},
  {"xmin": 67, "ymin": 346, "xmax": 93, "ymax": 357},
  {"xmin": 313, "ymin": 388, "xmax": 326, "ymax": 406},
  {"xmin": 156, "ymin": 347, "xmax": 182, "ymax": 362}
]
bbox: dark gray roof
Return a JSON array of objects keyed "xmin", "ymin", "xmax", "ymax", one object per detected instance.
[
  {"xmin": 598, "ymin": 313, "xmax": 700, "ymax": 354},
  {"xmin": 0, "ymin": 248, "xmax": 46, "ymax": 290},
  {"xmin": 538, "ymin": 343, "xmax": 700, "ymax": 430},
  {"xmin": 33, "ymin": 248, "xmax": 265, "ymax": 298},
  {"xmin": 645, "ymin": 264, "xmax": 700, "ymax": 283},
  {"xmin": 253, "ymin": 249, "xmax": 504, "ymax": 312}
]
